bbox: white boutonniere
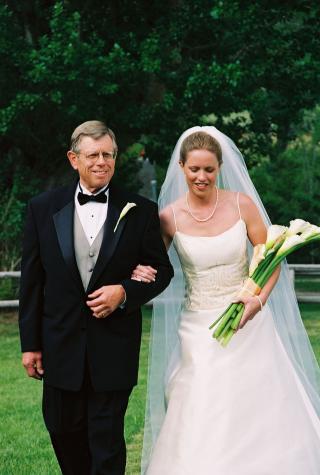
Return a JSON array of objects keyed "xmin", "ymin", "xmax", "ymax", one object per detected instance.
[{"xmin": 114, "ymin": 202, "xmax": 137, "ymax": 232}]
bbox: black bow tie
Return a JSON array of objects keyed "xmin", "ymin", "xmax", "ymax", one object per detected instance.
[{"xmin": 77, "ymin": 190, "xmax": 108, "ymax": 206}]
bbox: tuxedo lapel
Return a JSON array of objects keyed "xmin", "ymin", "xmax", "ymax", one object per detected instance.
[
  {"xmin": 86, "ymin": 186, "xmax": 131, "ymax": 294},
  {"xmin": 53, "ymin": 184, "xmax": 83, "ymax": 290}
]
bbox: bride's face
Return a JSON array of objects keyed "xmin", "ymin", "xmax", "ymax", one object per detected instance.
[{"xmin": 180, "ymin": 149, "xmax": 220, "ymax": 196}]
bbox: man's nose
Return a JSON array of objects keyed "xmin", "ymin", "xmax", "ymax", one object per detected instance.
[{"xmin": 96, "ymin": 151, "xmax": 106, "ymax": 164}]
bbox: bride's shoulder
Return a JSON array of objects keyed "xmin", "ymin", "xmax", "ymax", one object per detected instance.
[
  {"xmin": 220, "ymin": 189, "xmax": 259, "ymax": 218},
  {"xmin": 237, "ymin": 192, "xmax": 258, "ymax": 213},
  {"xmin": 160, "ymin": 198, "xmax": 184, "ymax": 235},
  {"xmin": 236, "ymin": 192, "xmax": 264, "ymax": 227},
  {"xmin": 160, "ymin": 197, "xmax": 184, "ymax": 217}
]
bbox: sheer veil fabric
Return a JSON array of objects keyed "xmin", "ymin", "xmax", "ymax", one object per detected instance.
[{"xmin": 141, "ymin": 126, "xmax": 320, "ymax": 473}]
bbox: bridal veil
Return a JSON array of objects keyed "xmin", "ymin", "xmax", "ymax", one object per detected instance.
[{"xmin": 141, "ymin": 126, "xmax": 320, "ymax": 473}]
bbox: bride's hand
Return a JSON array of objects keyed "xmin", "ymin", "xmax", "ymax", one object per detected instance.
[
  {"xmin": 237, "ymin": 296, "xmax": 263, "ymax": 330},
  {"xmin": 131, "ymin": 264, "xmax": 157, "ymax": 283}
]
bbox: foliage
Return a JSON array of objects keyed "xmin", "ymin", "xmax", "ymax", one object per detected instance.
[
  {"xmin": 251, "ymin": 104, "xmax": 320, "ymax": 262},
  {"xmin": 2, "ymin": 0, "xmax": 320, "ymax": 168},
  {"xmin": 0, "ymin": 155, "xmax": 40, "ymax": 270},
  {"xmin": 113, "ymin": 143, "xmax": 143, "ymax": 192},
  {"xmin": 1, "ymin": 0, "xmax": 320, "ymax": 267}
]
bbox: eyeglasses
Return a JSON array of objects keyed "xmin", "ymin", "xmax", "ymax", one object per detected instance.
[{"xmin": 77, "ymin": 150, "xmax": 116, "ymax": 163}]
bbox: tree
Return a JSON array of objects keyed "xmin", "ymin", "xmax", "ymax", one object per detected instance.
[
  {"xmin": 1, "ymin": 0, "xmax": 320, "ymax": 268},
  {"xmin": 251, "ymin": 104, "xmax": 320, "ymax": 262}
]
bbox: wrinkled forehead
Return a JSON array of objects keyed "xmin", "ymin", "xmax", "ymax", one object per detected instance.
[{"xmin": 78, "ymin": 134, "xmax": 115, "ymax": 152}]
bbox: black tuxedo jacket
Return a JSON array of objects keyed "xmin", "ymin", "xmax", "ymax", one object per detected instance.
[{"xmin": 19, "ymin": 181, "xmax": 173, "ymax": 391}]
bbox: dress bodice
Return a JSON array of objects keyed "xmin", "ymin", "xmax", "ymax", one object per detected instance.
[{"xmin": 173, "ymin": 219, "xmax": 248, "ymax": 310}]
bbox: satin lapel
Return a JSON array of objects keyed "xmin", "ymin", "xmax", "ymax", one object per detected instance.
[
  {"xmin": 87, "ymin": 189, "xmax": 129, "ymax": 294},
  {"xmin": 53, "ymin": 199, "xmax": 83, "ymax": 290}
]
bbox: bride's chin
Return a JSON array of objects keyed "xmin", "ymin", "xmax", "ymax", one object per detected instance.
[{"xmin": 190, "ymin": 184, "xmax": 211, "ymax": 196}]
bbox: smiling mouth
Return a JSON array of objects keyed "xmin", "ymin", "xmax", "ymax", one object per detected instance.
[{"xmin": 92, "ymin": 171, "xmax": 108, "ymax": 175}]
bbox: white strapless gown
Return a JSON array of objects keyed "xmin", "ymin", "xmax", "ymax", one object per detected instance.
[{"xmin": 146, "ymin": 220, "xmax": 320, "ymax": 475}]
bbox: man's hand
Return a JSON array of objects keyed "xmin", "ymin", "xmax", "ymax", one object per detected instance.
[
  {"xmin": 22, "ymin": 351, "xmax": 44, "ymax": 380},
  {"xmin": 87, "ymin": 285, "xmax": 126, "ymax": 318}
]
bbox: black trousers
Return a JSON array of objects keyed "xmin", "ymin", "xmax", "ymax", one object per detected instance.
[{"xmin": 42, "ymin": 366, "xmax": 132, "ymax": 475}]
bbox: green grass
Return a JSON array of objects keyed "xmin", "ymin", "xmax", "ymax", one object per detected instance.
[
  {"xmin": 295, "ymin": 277, "xmax": 320, "ymax": 293},
  {"xmin": 299, "ymin": 303, "xmax": 320, "ymax": 360},
  {"xmin": 0, "ymin": 309, "xmax": 152, "ymax": 475},
  {"xmin": 0, "ymin": 304, "xmax": 319, "ymax": 475}
]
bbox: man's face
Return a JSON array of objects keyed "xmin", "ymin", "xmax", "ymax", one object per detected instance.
[{"xmin": 67, "ymin": 135, "xmax": 116, "ymax": 193}]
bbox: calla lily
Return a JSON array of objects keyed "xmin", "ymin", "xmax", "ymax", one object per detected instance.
[
  {"xmin": 265, "ymin": 225, "xmax": 287, "ymax": 251},
  {"xmin": 114, "ymin": 202, "xmax": 137, "ymax": 232},
  {"xmin": 300, "ymin": 224, "xmax": 320, "ymax": 241},
  {"xmin": 276, "ymin": 234, "xmax": 304, "ymax": 256},
  {"xmin": 210, "ymin": 217, "xmax": 320, "ymax": 347},
  {"xmin": 249, "ymin": 244, "xmax": 266, "ymax": 276},
  {"xmin": 286, "ymin": 219, "xmax": 310, "ymax": 236}
]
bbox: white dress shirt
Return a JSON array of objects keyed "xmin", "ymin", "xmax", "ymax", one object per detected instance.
[
  {"xmin": 75, "ymin": 182, "xmax": 109, "ymax": 244},
  {"xmin": 75, "ymin": 181, "xmax": 126, "ymax": 307}
]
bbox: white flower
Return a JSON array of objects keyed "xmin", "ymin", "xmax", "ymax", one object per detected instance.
[
  {"xmin": 300, "ymin": 224, "xmax": 320, "ymax": 241},
  {"xmin": 114, "ymin": 203, "xmax": 137, "ymax": 232},
  {"xmin": 265, "ymin": 225, "xmax": 287, "ymax": 251},
  {"xmin": 276, "ymin": 235, "xmax": 304, "ymax": 256},
  {"xmin": 286, "ymin": 219, "xmax": 310, "ymax": 236},
  {"xmin": 249, "ymin": 244, "xmax": 266, "ymax": 277}
]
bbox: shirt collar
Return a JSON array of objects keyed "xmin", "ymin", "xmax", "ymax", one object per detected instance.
[{"xmin": 78, "ymin": 182, "xmax": 109, "ymax": 196}]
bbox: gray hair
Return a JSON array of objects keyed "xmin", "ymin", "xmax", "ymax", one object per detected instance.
[{"xmin": 70, "ymin": 120, "xmax": 118, "ymax": 157}]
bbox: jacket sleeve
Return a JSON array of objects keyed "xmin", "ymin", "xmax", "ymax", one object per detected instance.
[
  {"xmin": 19, "ymin": 201, "xmax": 45, "ymax": 352},
  {"xmin": 120, "ymin": 204, "xmax": 174, "ymax": 313}
]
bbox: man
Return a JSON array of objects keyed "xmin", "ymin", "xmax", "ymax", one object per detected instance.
[{"xmin": 19, "ymin": 121, "xmax": 173, "ymax": 475}]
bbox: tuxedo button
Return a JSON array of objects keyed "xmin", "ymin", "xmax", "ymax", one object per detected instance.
[{"xmin": 89, "ymin": 251, "xmax": 94, "ymax": 257}]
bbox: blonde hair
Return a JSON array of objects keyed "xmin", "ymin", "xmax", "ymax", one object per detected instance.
[
  {"xmin": 180, "ymin": 131, "xmax": 222, "ymax": 165},
  {"xmin": 70, "ymin": 120, "xmax": 118, "ymax": 156}
]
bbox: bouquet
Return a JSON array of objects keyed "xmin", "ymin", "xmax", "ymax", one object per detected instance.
[{"xmin": 209, "ymin": 219, "xmax": 320, "ymax": 347}]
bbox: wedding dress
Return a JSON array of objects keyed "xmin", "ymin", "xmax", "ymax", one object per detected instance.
[{"xmin": 146, "ymin": 202, "xmax": 320, "ymax": 475}]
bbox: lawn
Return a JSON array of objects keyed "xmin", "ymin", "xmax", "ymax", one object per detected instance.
[
  {"xmin": 294, "ymin": 277, "xmax": 320, "ymax": 293},
  {"xmin": 0, "ymin": 304, "xmax": 319, "ymax": 475}
]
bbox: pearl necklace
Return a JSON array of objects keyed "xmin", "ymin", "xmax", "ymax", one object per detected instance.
[{"xmin": 186, "ymin": 186, "xmax": 219, "ymax": 222}]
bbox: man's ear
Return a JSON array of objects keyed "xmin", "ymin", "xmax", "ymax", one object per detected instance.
[{"xmin": 67, "ymin": 150, "xmax": 78, "ymax": 171}]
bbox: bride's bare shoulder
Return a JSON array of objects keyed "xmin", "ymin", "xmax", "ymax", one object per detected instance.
[
  {"xmin": 160, "ymin": 197, "xmax": 185, "ymax": 218},
  {"xmin": 221, "ymin": 189, "xmax": 255, "ymax": 207},
  {"xmin": 160, "ymin": 198, "xmax": 185, "ymax": 235},
  {"xmin": 237, "ymin": 192, "xmax": 259, "ymax": 214}
]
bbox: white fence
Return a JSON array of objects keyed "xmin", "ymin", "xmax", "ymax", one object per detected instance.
[
  {"xmin": 288, "ymin": 264, "xmax": 320, "ymax": 303},
  {"xmin": 0, "ymin": 265, "xmax": 319, "ymax": 308}
]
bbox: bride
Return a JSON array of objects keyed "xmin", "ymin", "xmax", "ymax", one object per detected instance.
[{"xmin": 132, "ymin": 127, "xmax": 320, "ymax": 474}]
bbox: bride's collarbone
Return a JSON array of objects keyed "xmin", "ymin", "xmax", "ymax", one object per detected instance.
[{"xmin": 175, "ymin": 208, "xmax": 242, "ymax": 237}]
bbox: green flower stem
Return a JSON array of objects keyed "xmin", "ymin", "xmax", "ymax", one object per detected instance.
[
  {"xmin": 213, "ymin": 307, "xmax": 237, "ymax": 338},
  {"xmin": 231, "ymin": 305, "xmax": 245, "ymax": 330},
  {"xmin": 212, "ymin": 303, "xmax": 237, "ymax": 329},
  {"xmin": 256, "ymin": 239, "xmax": 317, "ymax": 288},
  {"xmin": 211, "ymin": 233, "xmax": 320, "ymax": 347},
  {"xmin": 208, "ymin": 303, "xmax": 232, "ymax": 330},
  {"xmin": 221, "ymin": 328, "xmax": 235, "ymax": 347},
  {"xmin": 213, "ymin": 316, "xmax": 232, "ymax": 339},
  {"xmin": 217, "ymin": 319, "xmax": 234, "ymax": 342},
  {"xmin": 251, "ymin": 252, "xmax": 274, "ymax": 281}
]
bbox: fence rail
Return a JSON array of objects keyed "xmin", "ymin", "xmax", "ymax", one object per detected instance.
[{"xmin": 0, "ymin": 265, "xmax": 320, "ymax": 308}]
